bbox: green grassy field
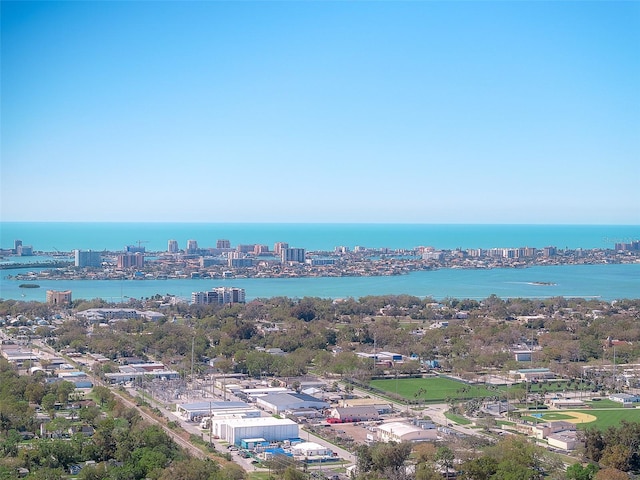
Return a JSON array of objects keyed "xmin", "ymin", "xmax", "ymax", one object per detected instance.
[
  {"xmin": 585, "ymin": 399, "xmax": 623, "ymax": 408},
  {"xmin": 370, "ymin": 376, "xmax": 502, "ymax": 402},
  {"xmin": 521, "ymin": 408, "xmax": 640, "ymax": 429},
  {"xmin": 445, "ymin": 412, "xmax": 472, "ymax": 425}
]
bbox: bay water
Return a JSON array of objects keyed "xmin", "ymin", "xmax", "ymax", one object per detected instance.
[{"xmin": 1, "ymin": 223, "xmax": 638, "ymax": 302}]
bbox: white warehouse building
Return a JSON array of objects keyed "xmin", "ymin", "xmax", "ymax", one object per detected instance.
[
  {"xmin": 377, "ymin": 421, "xmax": 438, "ymax": 443},
  {"xmin": 291, "ymin": 442, "xmax": 333, "ymax": 458},
  {"xmin": 210, "ymin": 417, "xmax": 299, "ymax": 446},
  {"xmin": 175, "ymin": 401, "xmax": 254, "ymax": 421}
]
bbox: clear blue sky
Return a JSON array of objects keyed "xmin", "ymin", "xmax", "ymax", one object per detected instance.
[{"xmin": 2, "ymin": 1, "xmax": 639, "ymax": 224}]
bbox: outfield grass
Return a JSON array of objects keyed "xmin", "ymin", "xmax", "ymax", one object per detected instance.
[
  {"xmin": 585, "ymin": 399, "xmax": 623, "ymax": 408},
  {"xmin": 370, "ymin": 376, "xmax": 501, "ymax": 402},
  {"xmin": 521, "ymin": 408, "xmax": 640, "ymax": 430}
]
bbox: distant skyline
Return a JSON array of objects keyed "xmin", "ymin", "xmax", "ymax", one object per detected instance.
[{"xmin": 1, "ymin": 1, "xmax": 639, "ymax": 224}]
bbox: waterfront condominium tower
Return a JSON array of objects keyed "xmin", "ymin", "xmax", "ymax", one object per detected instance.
[
  {"xmin": 281, "ymin": 247, "xmax": 305, "ymax": 263},
  {"xmin": 168, "ymin": 239, "xmax": 179, "ymax": 253},
  {"xmin": 74, "ymin": 249, "xmax": 102, "ymax": 268},
  {"xmin": 274, "ymin": 242, "xmax": 289, "ymax": 255},
  {"xmin": 186, "ymin": 240, "xmax": 198, "ymax": 255}
]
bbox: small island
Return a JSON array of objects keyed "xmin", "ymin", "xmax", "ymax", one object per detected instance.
[{"xmin": 18, "ymin": 283, "xmax": 40, "ymax": 288}]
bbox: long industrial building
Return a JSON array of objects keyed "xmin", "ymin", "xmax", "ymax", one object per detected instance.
[
  {"xmin": 175, "ymin": 401, "xmax": 254, "ymax": 421},
  {"xmin": 210, "ymin": 417, "xmax": 299, "ymax": 446}
]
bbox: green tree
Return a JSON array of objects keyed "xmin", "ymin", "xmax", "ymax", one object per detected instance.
[
  {"xmin": 0, "ymin": 429, "xmax": 21, "ymax": 457},
  {"xmin": 283, "ymin": 466, "xmax": 306, "ymax": 480},
  {"xmin": 599, "ymin": 445, "xmax": 631, "ymax": 472},
  {"xmin": 77, "ymin": 462, "xmax": 109, "ymax": 480},
  {"xmin": 566, "ymin": 463, "xmax": 599, "ymax": 480},
  {"xmin": 54, "ymin": 381, "xmax": 75, "ymax": 405},
  {"xmin": 436, "ymin": 446, "xmax": 455, "ymax": 479},
  {"xmin": 580, "ymin": 428, "xmax": 605, "ymax": 463},
  {"xmin": 41, "ymin": 393, "xmax": 57, "ymax": 417},
  {"xmin": 92, "ymin": 386, "xmax": 114, "ymax": 408},
  {"xmin": 460, "ymin": 456, "xmax": 498, "ymax": 480},
  {"xmin": 416, "ymin": 463, "xmax": 444, "ymax": 480},
  {"xmin": 156, "ymin": 458, "xmax": 220, "ymax": 480},
  {"xmin": 131, "ymin": 447, "xmax": 168, "ymax": 478},
  {"xmin": 27, "ymin": 466, "xmax": 66, "ymax": 480}
]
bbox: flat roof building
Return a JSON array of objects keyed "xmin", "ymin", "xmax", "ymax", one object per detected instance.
[
  {"xmin": 74, "ymin": 250, "xmax": 102, "ymax": 268},
  {"xmin": 174, "ymin": 401, "xmax": 252, "ymax": 421},
  {"xmin": 281, "ymin": 248, "xmax": 305, "ymax": 263},
  {"xmin": 377, "ymin": 421, "xmax": 438, "ymax": 443},
  {"xmin": 210, "ymin": 417, "xmax": 299, "ymax": 446},
  {"xmin": 46, "ymin": 290, "xmax": 72, "ymax": 306},
  {"xmin": 256, "ymin": 393, "xmax": 329, "ymax": 414}
]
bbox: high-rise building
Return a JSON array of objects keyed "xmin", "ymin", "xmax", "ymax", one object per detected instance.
[
  {"xmin": 274, "ymin": 242, "xmax": 289, "ymax": 255},
  {"xmin": 217, "ymin": 239, "xmax": 231, "ymax": 249},
  {"xmin": 168, "ymin": 239, "xmax": 179, "ymax": 253},
  {"xmin": 281, "ymin": 248, "xmax": 306, "ymax": 263},
  {"xmin": 117, "ymin": 253, "xmax": 145, "ymax": 269},
  {"xmin": 543, "ymin": 246, "xmax": 557, "ymax": 257},
  {"xmin": 186, "ymin": 240, "xmax": 199, "ymax": 255},
  {"xmin": 13, "ymin": 240, "xmax": 22, "ymax": 254},
  {"xmin": 46, "ymin": 290, "xmax": 72, "ymax": 305},
  {"xmin": 518, "ymin": 247, "xmax": 537, "ymax": 258},
  {"xmin": 254, "ymin": 244, "xmax": 269, "ymax": 255},
  {"xmin": 17, "ymin": 245, "xmax": 33, "ymax": 256},
  {"xmin": 229, "ymin": 257, "xmax": 254, "ymax": 267},
  {"xmin": 236, "ymin": 244, "xmax": 255, "ymax": 254},
  {"xmin": 422, "ymin": 251, "xmax": 444, "ymax": 261},
  {"xmin": 75, "ymin": 250, "xmax": 102, "ymax": 268}
]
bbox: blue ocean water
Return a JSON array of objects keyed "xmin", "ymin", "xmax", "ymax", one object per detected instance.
[
  {"xmin": 1, "ymin": 222, "xmax": 639, "ymax": 252},
  {"xmin": 1, "ymin": 223, "xmax": 638, "ymax": 302}
]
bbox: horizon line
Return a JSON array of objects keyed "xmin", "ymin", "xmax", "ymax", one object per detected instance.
[{"xmin": 2, "ymin": 221, "xmax": 639, "ymax": 226}]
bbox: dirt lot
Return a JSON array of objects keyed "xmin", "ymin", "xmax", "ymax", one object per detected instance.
[{"xmin": 322, "ymin": 421, "xmax": 381, "ymax": 445}]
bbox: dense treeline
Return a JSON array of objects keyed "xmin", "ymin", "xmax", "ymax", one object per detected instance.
[
  {"xmin": 6, "ymin": 295, "xmax": 637, "ymax": 383},
  {"xmin": 580, "ymin": 421, "xmax": 640, "ymax": 472}
]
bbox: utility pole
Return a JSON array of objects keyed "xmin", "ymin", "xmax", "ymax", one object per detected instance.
[
  {"xmin": 191, "ymin": 336, "xmax": 195, "ymax": 387},
  {"xmin": 372, "ymin": 332, "xmax": 377, "ymax": 375},
  {"xmin": 613, "ymin": 345, "xmax": 617, "ymax": 392}
]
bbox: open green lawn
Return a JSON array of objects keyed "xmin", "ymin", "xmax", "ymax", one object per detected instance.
[
  {"xmin": 248, "ymin": 472, "xmax": 270, "ymax": 480},
  {"xmin": 370, "ymin": 376, "xmax": 501, "ymax": 402},
  {"xmin": 521, "ymin": 408, "xmax": 640, "ymax": 429},
  {"xmin": 445, "ymin": 412, "xmax": 472, "ymax": 425},
  {"xmin": 585, "ymin": 399, "xmax": 622, "ymax": 408}
]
